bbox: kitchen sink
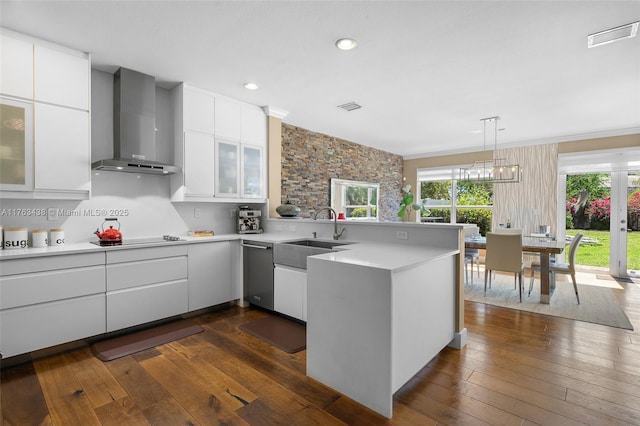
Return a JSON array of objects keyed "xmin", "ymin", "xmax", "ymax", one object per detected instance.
[
  {"xmin": 274, "ymin": 239, "xmax": 351, "ymax": 269},
  {"xmin": 282, "ymin": 239, "xmax": 351, "ymax": 249}
]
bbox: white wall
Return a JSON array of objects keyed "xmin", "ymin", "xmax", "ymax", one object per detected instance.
[{"xmin": 0, "ymin": 69, "xmax": 247, "ymax": 243}]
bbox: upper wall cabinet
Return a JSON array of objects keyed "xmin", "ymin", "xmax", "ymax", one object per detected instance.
[
  {"xmin": 214, "ymin": 97, "xmax": 241, "ymax": 140},
  {"xmin": 0, "ymin": 29, "xmax": 91, "ymax": 200},
  {"xmin": 34, "ymin": 45, "xmax": 90, "ymax": 111},
  {"xmin": 0, "ymin": 35, "xmax": 33, "ymax": 100},
  {"xmin": 171, "ymin": 83, "xmax": 267, "ymax": 203}
]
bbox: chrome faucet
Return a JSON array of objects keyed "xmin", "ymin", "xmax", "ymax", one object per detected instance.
[{"xmin": 312, "ymin": 207, "xmax": 346, "ymax": 240}]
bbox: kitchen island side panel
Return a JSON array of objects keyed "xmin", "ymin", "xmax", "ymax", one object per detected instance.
[
  {"xmin": 306, "ymin": 259, "xmax": 394, "ymax": 418},
  {"xmin": 391, "ymin": 255, "xmax": 456, "ymax": 392}
]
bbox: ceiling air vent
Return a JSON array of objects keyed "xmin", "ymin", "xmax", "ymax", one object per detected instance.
[
  {"xmin": 588, "ymin": 21, "xmax": 639, "ymax": 48},
  {"xmin": 338, "ymin": 102, "xmax": 362, "ymax": 111}
]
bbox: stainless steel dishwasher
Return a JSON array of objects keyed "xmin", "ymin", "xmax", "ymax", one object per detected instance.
[{"xmin": 242, "ymin": 240, "xmax": 274, "ymax": 310}]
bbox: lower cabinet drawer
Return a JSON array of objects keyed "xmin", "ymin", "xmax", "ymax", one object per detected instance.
[
  {"xmin": 0, "ymin": 294, "xmax": 106, "ymax": 358},
  {"xmin": 106, "ymin": 279, "xmax": 188, "ymax": 332},
  {"xmin": 1, "ymin": 266, "xmax": 106, "ymax": 309}
]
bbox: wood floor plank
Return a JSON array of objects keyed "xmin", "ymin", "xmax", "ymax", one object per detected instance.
[
  {"xmin": 103, "ymin": 354, "xmax": 172, "ymax": 410},
  {"xmin": 157, "ymin": 341, "xmax": 258, "ymax": 411},
  {"xmin": 461, "ymin": 343, "xmax": 640, "ymax": 406},
  {"xmin": 140, "ymin": 396, "xmax": 199, "ymax": 426},
  {"xmin": 139, "ymin": 353, "xmax": 248, "ymax": 425},
  {"xmin": 63, "ymin": 348, "xmax": 128, "ymax": 409},
  {"xmin": 33, "ymin": 354, "xmax": 102, "ymax": 426},
  {"xmin": 565, "ymin": 388, "xmax": 640, "ymax": 425},
  {"xmin": 467, "ymin": 370, "xmax": 627, "ymax": 425},
  {"xmin": 0, "ymin": 361, "xmax": 52, "ymax": 426},
  {"xmin": 93, "ymin": 396, "xmax": 150, "ymax": 426}
]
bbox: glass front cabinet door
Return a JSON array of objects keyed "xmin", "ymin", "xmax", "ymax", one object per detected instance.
[
  {"xmin": 215, "ymin": 139, "xmax": 239, "ymax": 197},
  {"xmin": 242, "ymin": 144, "xmax": 263, "ymax": 198},
  {"xmin": 0, "ymin": 97, "xmax": 33, "ymax": 191}
]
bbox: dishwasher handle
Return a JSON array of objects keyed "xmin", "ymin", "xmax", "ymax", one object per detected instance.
[{"xmin": 241, "ymin": 242, "xmax": 271, "ymax": 250}]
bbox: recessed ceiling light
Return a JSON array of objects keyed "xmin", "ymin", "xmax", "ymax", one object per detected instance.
[
  {"xmin": 243, "ymin": 82, "xmax": 259, "ymax": 90},
  {"xmin": 588, "ymin": 21, "xmax": 639, "ymax": 48},
  {"xmin": 335, "ymin": 38, "xmax": 357, "ymax": 50}
]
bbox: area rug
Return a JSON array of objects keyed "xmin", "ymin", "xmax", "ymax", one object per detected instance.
[
  {"xmin": 464, "ymin": 272, "xmax": 634, "ymax": 330},
  {"xmin": 91, "ymin": 319, "xmax": 204, "ymax": 361},
  {"xmin": 239, "ymin": 315, "xmax": 306, "ymax": 353}
]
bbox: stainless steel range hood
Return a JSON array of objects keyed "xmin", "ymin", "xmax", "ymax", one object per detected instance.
[{"xmin": 91, "ymin": 67, "xmax": 180, "ymax": 175}]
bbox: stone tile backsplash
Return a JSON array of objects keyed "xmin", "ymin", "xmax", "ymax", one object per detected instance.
[{"xmin": 281, "ymin": 124, "xmax": 403, "ymax": 221}]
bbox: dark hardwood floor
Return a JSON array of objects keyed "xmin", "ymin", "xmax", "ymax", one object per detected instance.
[{"xmin": 2, "ymin": 277, "xmax": 640, "ymax": 425}]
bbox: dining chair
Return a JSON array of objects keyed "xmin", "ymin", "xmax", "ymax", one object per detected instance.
[
  {"xmin": 464, "ymin": 225, "xmax": 480, "ymax": 285},
  {"xmin": 529, "ymin": 233, "xmax": 584, "ymax": 304},
  {"xmin": 484, "ymin": 232, "xmax": 525, "ymax": 302}
]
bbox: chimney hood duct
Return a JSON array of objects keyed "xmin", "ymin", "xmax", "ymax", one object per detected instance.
[{"xmin": 91, "ymin": 67, "xmax": 181, "ymax": 175}]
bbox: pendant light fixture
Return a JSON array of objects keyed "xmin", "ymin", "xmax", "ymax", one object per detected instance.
[{"xmin": 459, "ymin": 116, "xmax": 522, "ymax": 184}]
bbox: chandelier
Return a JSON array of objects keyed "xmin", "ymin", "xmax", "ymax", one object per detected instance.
[{"xmin": 459, "ymin": 116, "xmax": 522, "ymax": 184}]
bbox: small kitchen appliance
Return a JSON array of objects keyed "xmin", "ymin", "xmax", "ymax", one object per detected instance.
[{"xmin": 237, "ymin": 205, "xmax": 263, "ymax": 234}]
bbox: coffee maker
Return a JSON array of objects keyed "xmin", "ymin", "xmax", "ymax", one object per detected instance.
[{"xmin": 237, "ymin": 205, "xmax": 263, "ymax": 234}]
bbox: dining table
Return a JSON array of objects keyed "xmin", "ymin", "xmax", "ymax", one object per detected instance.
[{"xmin": 465, "ymin": 235, "xmax": 565, "ymax": 304}]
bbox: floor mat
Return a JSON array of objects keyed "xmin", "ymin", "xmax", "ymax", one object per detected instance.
[
  {"xmin": 91, "ymin": 319, "xmax": 204, "ymax": 361},
  {"xmin": 239, "ymin": 315, "xmax": 306, "ymax": 353},
  {"xmin": 596, "ymin": 274, "xmax": 640, "ymax": 284}
]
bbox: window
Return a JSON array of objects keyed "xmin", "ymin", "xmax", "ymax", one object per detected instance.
[
  {"xmin": 331, "ymin": 178, "xmax": 379, "ymax": 220},
  {"xmin": 418, "ymin": 167, "xmax": 493, "ymax": 234}
]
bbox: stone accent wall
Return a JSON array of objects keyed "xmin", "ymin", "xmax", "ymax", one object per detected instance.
[{"xmin": 281, "ymin": 123, "xmax": 403, "ymax": 221}]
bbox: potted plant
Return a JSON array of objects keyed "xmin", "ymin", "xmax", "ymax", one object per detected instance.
[{"xmin": 398, "ymin": 184, "xmax": 429, "ymax": 221}]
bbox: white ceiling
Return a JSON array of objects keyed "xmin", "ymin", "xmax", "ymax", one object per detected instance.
[{"xmin": 1, "ymin": 1, "xmax": 639, "ymax": 158}]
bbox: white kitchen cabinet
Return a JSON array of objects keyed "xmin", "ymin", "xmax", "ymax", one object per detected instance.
[
  {"xmin": 171, "ymin": 83, "xmax": 266, "ymax": 202},
  {"xmin": 241, "ymin": 144, "xmax": 263, "ymax": 198},
  {"xmin": 34, "ymin": 44, "xmax": 90, "ymax": 110},
  {"xmin": 34, "ymin": 103, "xmax": 90, "ymax": 192},
  {"xmin": 0, "ymin": 98, "xmax": 34, "ymax": 191},
  {"xmin": 0, "ymin": 33, "xmax": 33, "ymax": 100},
  {"xmin": 106, "ymin": 246, "xmax": 188, "ymax": 332},
  {"xmin": 214, "ymin": 96, "xmax": 241, "ymax": 140},
  {"xmin": 0, "ymin": 252, "xmax": 106, "ymax": 358},
  {"xmin": 274, "ymin": 265, "xmax": 307, "ymax": 321},
  {"xmin": 215, "ymin": 139, "xmax": 239, "ymax": 197},
  {"xmin": 183, "ymin": 131, "xmax": 215, "ymax": 197},
  {"xmin": 183, "ymin": 85, "xmax": 215, "ymax": 135},
  {"xmin": 187, "ymin": 241, "xmax": 232, "ymax": 311},
  {"xmin": 241, "ymin": 104, "xmax": 267, "ymax": 146},
  {"xmin": 0, "ymin": 30, "xmax": 91, "ymax": 200}
]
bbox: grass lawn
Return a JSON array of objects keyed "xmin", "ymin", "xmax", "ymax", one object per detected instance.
[{"xmin": 566, "ymin": 229, "xmax": 640, "ymax": 271}]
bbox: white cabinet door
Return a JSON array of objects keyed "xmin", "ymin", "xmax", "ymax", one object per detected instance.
[
  {"xmin": 188, "ymin": 241, "xmax": 232, "ymax": 311},
  {"xmin": 215, "ymin": 139, "xmax": 239, "ymax": 197},
  {"xmin": 106, "ymin": 280, "xmax": 189, "ymax": 332},
  {"xmin": 1, "ymin": 294, "xmax": 105, "ymax": 358},
  {"xmin": 34, "ymin": 45, "xmax": 89, "ymax": 110},
  {"xmin": 274, "ymin": 265, "xmax": 306, "ymax": 321},
  {"xmin": 34, "ymin": 103, "xmax": 90, "ymax": 192},
  {"xmin": 0, "ymin": 98, "xmax": 34, "ymax": 191},
  {"xmin": 184, "ymin": 131, "xmax": 215, "ymax": 197},
  {"xmin": 214, "ymin": 97, "xmax": 241, "ymax": 140},
  {"xmin": 184, "ymin": 86, "xmax": 215, "ymax": 134},
  {"xmin": 241, "ymin": 105, "xmax": 266, "ymax": 147},
  {"xmin": 0, "ymin": 35, "xmax": 33, "ymax": 100},
  {"xmin": 241, "ymin": 144, "xmax": 263, "ymax": 198}
]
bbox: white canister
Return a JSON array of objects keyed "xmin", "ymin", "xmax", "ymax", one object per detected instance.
[
  {"xmin": 50, "ymin": 228, "xmax": 65, "ymax": 246},
  {"xmin": 32, "ymin": 229, "xmax": 48, "ymax": 248},
  {"xmin": 4, "ymin": 227, "xmax": 28, "ymax": 249}
]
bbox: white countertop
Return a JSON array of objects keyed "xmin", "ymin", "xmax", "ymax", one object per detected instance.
[
  {"xmin": 310, "ymin": 242, "xmax": 458, "ymax": 272},
  {"xmin": 0, "ymin": 233, "xmax": 460, "ymax": 271}
]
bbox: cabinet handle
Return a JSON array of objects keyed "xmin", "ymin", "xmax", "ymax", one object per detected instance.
[{"xmin": 241, "ymin": 243, "xmax": 271, "ymax": 250}]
